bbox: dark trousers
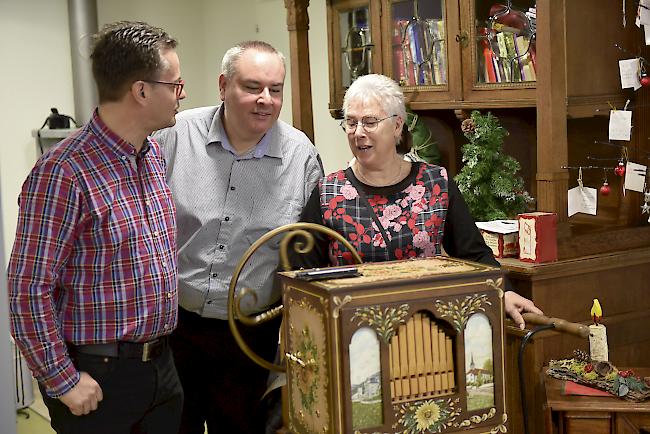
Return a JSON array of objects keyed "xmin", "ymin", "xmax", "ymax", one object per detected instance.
[
  {"xmin": 40, "ymin": 345, "xmax": 183, "ymax": 434},
  {"xmin": 171, "ymin": 307, "xmax": 281, "ymax": 434}
]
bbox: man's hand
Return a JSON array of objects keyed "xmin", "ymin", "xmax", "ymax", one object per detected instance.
[
  {"xmin": 504, "ymin": 291, "xmax": 543, "ymax": 330},
  {"xmin": 59, "ymin": 372, "xmax": 103, "ymax": 416}
]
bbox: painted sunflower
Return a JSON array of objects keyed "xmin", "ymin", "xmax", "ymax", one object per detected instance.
[{"xmin": 414, "ymin": 401, "xmax": 441, "ymax": 432}]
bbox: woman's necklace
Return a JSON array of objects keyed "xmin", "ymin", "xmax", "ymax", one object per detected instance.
[{"xmin": 354, "ymin": 158, "xmax": 406, "ymax": 187}]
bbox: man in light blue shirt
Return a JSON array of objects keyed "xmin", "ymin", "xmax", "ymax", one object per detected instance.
[{"xmin": 153, "ymin": 40, "xmax": 322, "ymax": 434}]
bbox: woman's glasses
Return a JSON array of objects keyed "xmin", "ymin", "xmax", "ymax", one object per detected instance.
[{"xmin": 340, "ymin": 114, "xmax": 397, "ymax": 133}]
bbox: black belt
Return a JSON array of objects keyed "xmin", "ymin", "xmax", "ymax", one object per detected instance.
[{"xmin": 67, "ymin": 336, "xmax": 168, "ymax": 362}]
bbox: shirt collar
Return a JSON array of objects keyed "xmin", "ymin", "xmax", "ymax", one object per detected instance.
[
  {"xmin": 206, "ymin": 104, "xmax": 282, "ymax": 160},
  {"xmin": 89, "ymin": 108, "xmax": 151, "ymax": 158}
]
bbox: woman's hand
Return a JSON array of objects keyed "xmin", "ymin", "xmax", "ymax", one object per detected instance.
[{"xmin": 504, "ymin": 291, "xmax": 543, "ymax": 329}]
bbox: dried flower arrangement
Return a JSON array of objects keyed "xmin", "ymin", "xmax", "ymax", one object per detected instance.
[{"xmin": 546, "ymin": 350, "xmax": 650, "ymax": 402}]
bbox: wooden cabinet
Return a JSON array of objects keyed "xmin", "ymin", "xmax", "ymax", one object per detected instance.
[
  {"xmin": 324, "ymin": 0, "xmax": 650, "ymax": 256},
  {"xmin": 328, "ymin": 0, "xmax": 542, "ymax": 114},
  {"xmin": 544, "ymin": 368, "xmax": 650, "ymax": 434}
]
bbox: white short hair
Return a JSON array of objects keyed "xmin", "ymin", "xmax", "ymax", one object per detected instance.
[{"xmin": 342, "ymin": 74, "xmax": 407, "ymax": 123}]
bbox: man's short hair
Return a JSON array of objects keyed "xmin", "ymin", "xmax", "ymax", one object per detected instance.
[
  {"xmin": 221, "ymin": 41, "xmax": 286, "ymax": 79},
  {"xmin": 91, "ymin": 21, "xmax": 178, "ymax": 103}
]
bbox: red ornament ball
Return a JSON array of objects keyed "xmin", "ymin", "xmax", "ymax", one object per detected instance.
[
  {"xmin": 600, "ymin": 182, "xmax": 611, "ymax": 196},
  {"xmin": 614, "ymin": 162, "xmax": 626, "ymax": 177},
  {"xmin": 642, "ymin": 76, "xmax": 650, "ymax": 87}
]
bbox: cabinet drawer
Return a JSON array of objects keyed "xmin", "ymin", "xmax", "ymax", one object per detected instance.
[{"xmin": 564, "ymin": 411, "xmax": 612, "ymax": 434}]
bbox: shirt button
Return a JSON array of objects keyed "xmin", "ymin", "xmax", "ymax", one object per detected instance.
[
  {"xmin": 224, "ymin": 217, "xmax": 230, "ymax": 222},
  {"xmin": 211, "ymin": 272, "xmax": 218, "ymax": 278},
  {"xmin": 164, "ymin": 323, "xmax": 169, "ymax": 329},
  {"xmin": 121, "ymin": 156, "xmax": 127, "ymax": 161},
  {"xmin": 162, "ymin": 262, "xmax": 167, "ymax": 269},
  {"xmin": 153, "ymin": 231, "xmax": 159, "ymax": 237},
  {"xmin": 145, "ymin": 199, "xmax": 151, "ymax": 207},
  {"xmin": 167, "ymin": 292, "xmax": 173, "ymax": 299},
  {"xmin": 219, "ymin": 245, "xmax": 224, "ymax": 250},
  {"xmin": 230, "ymin": 186, "xmax": 235, "ymax": 191}
]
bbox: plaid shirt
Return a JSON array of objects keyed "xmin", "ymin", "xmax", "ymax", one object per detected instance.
[{"xmin": 8, "ymin": 110, "xmax": 177, "ymax": 397}]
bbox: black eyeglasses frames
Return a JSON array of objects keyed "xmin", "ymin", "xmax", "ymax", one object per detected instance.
[{"xmin": 142, "ymin": 79, "xmax": 185, "ymax": 98}]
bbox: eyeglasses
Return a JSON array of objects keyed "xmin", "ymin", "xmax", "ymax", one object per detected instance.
[
  {"xmin": 340, "ymin": 114, "xmax": 397, "ymax": 133},
  {"xmin": 143, "ymin": 79, "xmax": 185, "ymax": 98}
]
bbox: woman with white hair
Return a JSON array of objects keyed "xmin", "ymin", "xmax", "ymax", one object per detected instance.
[{"xmin": 297, "ymin": 73, "xmax": 542, "ymax": 327}]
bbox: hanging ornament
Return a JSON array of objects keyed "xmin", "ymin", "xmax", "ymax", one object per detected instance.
[
  {"xmin": 599, "ymin": 169, "xmax": 610, "ymax": 196},
  {"xmin": 614, "ymin": 161, "xmax": 626, "ymax": 176},
  {"xmin": 642, "ymin": 191, "xmax": 650, "ymax": 214},
  {"xmin": 641, "ymin": 70, "xmax": 650, "ymax": 87},
  {"xmin": 600, "ymin": 181, "xmax": 611, "ymax": 196}
]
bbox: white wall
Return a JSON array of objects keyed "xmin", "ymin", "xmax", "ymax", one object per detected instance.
[{"xmin": 0, "ymin": 0, "xmax": 75, "ymax": 261}]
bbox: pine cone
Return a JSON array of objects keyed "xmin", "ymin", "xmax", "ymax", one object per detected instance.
[
  {"xmin": 573, "ymin": 349, "xmax": 590, "ymax": 363},
  {"xmin": 461, "ymin": 118, "xmax": 476, "ymax": 135}
]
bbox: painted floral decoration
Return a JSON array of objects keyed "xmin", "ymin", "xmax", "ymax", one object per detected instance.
[
  {"xmin": 293, "ymin": 326, "xmax": 320, "ymax": 413},
  {"xmin": 435, "ymin": 294, "xmax": 491, "ymax": 333},
  {"xmin": 352, "ymin": 304, "xmax": 410, "ymax": 344},
  {"xmin": 395, "ymin": 398, "xmax": 460, "ymax": 434},
  {"xmin": 415, "ymin": 401, "xmax": 441, "ymax": 431}
]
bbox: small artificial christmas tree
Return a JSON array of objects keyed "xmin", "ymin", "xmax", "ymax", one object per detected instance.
[{"xmin": 454, "ymin": 110, "xmax": 533, "ymax": 221}]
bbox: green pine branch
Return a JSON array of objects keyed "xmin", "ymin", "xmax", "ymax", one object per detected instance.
[{"xmin": 455, "ymin": 110, "xmax": 533, "ymax": 221}]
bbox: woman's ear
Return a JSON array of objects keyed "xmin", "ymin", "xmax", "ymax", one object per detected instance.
[{"xmin": 394, "ymin": 115, "xmax": 405, "ymax": 138}]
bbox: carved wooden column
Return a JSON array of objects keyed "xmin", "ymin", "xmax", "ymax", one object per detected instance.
[
  {"xmin": 535, "ymin": 0, "xmax": 569, "ymax": 221},
  {"xmin": 284, "ymin": 0, "xmax": 314, "ymax": 143}
]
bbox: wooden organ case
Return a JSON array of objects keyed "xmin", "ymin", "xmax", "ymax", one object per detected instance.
[{"xmin": 278, "ymin": 257, "xmax": 509, "ymax": 434}]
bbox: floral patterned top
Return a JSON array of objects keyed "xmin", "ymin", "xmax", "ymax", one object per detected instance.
[{"xmin": 296, "ymin": 162, "xmax": 498, "ymax": 269}]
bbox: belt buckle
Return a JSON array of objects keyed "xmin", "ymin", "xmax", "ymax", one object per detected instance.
[{"xmin": 142, "ymin": 339, "xmax": 158, "ymax": 362}]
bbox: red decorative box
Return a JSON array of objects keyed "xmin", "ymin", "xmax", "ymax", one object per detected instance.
[{"xmin": 518, "ymin": 212, "xmax": 558, "ymax": 263}]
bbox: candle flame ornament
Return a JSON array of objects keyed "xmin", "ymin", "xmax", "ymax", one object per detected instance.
[
  {"xmin": 589, "ymin": 298, "xmax": 608, "ymax": 362},
  {"xmin": 591, "ymin": 298, "xmax": 602, "ymax": 324}
]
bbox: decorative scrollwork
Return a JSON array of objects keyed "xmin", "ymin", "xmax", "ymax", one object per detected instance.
[
  {"xmin": 435, "ymin": 294, "xmax": 492, "ymax": 333},
  {"xmin": 228, "ymin": 222, "xmax": 361, "ymax": 373},
  {"xmin": 332, "ymin": 295, "xmax": 352, "ymax": 319},
  {"xmin": 489, "ymin": 413, "xmax": 508, "ymax": 433},
  {"xmin": 455, "ymin": 406, "xmax": 497, "ymax": 427},
  {"xmin": 485, "ymin": 278, "xmax": 505, "ymax": 298},
  {"xmin": 351, "ymin": 304, "xmax": 410, "ymax": 344}
]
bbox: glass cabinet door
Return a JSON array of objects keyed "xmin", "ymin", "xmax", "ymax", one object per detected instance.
[
  {"xmin": 339, "ymin": 5, "xmax": 373, "ymax": 88},
  {"xmin": 473, "ymin": 0, "xmax": 537, "ymax": 85},
  {"xmin": 328, "ymin": 0, "xmax": 382, "ymax": 116},
  {"xmin": 390, "ymin": 0, "xmax": 447, "ymax": 87}
]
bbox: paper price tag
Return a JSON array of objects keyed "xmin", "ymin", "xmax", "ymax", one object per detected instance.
[
  {"xmin": 641, "ymin": 0, "xmax": 650, "ymax": 25},
  {"xmin": 624, "ymin": 161, "xmax": 647, "ymax": 192},
  {"xmin": 568, "ymin": 186, "xmax": 597, "ymax": 217},
  {"xmin": 609, "ymin": 110, "xmax": 633, "ymax": 141},
  {"xmin": 619, "ymin": 59, "xmax": 642, "ymax": 90}
]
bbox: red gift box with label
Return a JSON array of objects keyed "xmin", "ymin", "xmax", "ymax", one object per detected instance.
[{"xmin": 518, "ymin": 212, "xmax": 558, "ymax": 263}]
